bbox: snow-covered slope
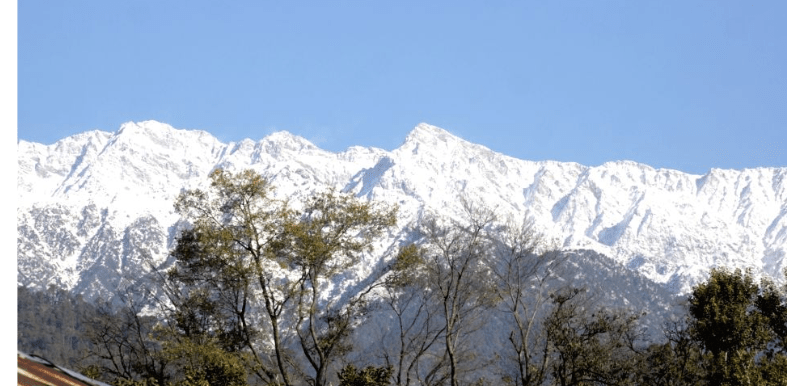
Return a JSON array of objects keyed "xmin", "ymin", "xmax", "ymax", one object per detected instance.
[{"xmin": 17, "ymin": 121, "xmax": 787, "ymax": 300}]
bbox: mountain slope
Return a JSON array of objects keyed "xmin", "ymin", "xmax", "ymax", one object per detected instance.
[{"xmin": 17, "ymin": 121, "xmax": 787, "ymax": 299}]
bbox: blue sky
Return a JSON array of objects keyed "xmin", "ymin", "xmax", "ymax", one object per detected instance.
[{"xmin": 17, "ymin": 1, "xmax": 787, "ymax": 174}]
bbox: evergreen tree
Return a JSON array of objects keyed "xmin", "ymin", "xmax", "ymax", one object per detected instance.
[
  {"xmin": 636, "ymin": 318, "xmax": 705, "ymax": 386},
  {"xmin": 688, "ymin": 268, "xmax": 771, "ymax": 385},
  {"xmin": 544, "ymin": 287, "xmax": 642, "ymax": 386},
  {"xmin": 18, "ymin": 285, "xmax": 97, "ymax": 370}
]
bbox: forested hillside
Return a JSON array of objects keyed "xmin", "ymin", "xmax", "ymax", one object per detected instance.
[{"xmin": 17, "ymin": 285, "xmax": 97, "ymax": 369}]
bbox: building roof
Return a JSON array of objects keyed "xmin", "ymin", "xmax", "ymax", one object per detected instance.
[{"xmin": 17, "ymin": 352, "xmax": 110, "ymax": 386}]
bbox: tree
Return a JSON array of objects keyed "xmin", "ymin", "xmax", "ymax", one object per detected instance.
[
  {"xmin": 635, "ymin": 267, "xmax": 787, "ymax": 386},
  {"xmin": 82, "ymin": 291, "xmax": 169, "ymax": 385},
  {"xmin": 378, "ymin": 244, "xmax": 448, "ymax": 386},
  {"xmin": 544, "ymin": 287, "xmax": 642, "ymax": 386},
  {"xmin": 159, "ymin": 335, "xmax": 250, "ymax": 386},
  {"xmin": 754, "ymin": 276, "xmax": 787, "ymax": 385},
  {"xmin": 170, "ymin": 169, "xmax": 400, "ymax": 386},
  {"xmin": 281, "ymin": 189, "xmax": 398, "ymax": 386},
  {"xmin": 170, "ymin": 168, "xmax": 290, "ymax": 384},
  {"xmin": 18, "ymin": 285, "xmax": 97, "ymax": 370},
  {"xmin": 635, "ymin": 317, "xmax": 705, "ymax": 386},
  {"xmin": 491, "ymin": 219, "xmax": 562, "ymax": 386},
  {"xmin": 688, "ymin": 268, "xmax": 771, "ymax": 385},
  {"xmin": 418, "ymin": 200, "xmax": 500, "ymax": 386},
  {"xmin": 338, "ymin": 364, "xmax": 393, "ymax": 386}
]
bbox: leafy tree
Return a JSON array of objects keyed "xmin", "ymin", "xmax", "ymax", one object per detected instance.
[
  {"xmin": 338, "ymin": 364, "xmax": 393, "ymax": 386},
  {"xmin": 636, "ymin": 318, "xmax": 705, "ymax": 386},
  {"xmin": 171, "ymin": 168, "xmax": 289, "ymax": 384},
  {"xmin": 282, "ymin": 188, "xmax": 398, "ymax": 386},
  {"xmin": 754, "ymin": 277, "xmax": 787, "ymax": 385},
  {"xmin": 159, "ymin": 335, "xmax": 250, "ymax": 386},
  {"xmin": 755, "ymin": 276, "xmax": 787, "ymax": 351},
  {"xmin": 170, "ymin": 169, "xmax": 400, "ymax": 386},
  {"xmin": 635, "ymin": 267, "xmax": 787, "ymax": 386},
  {"xmin": 688, "ymin": 268, "xmax": 771, "ymax": 385},
  {"xmin": 544, "ymin": 287, "xmax": 642, "ymax": 386}
]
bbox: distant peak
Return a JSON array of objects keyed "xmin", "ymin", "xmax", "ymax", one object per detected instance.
[
  {"xmin": 115, "ymin": 121, "xmax": 178, "ymax": 140},
  {"xmin": 413, "ymin": 122, "xmax": 450, "ymax": 135},
  {"xmin": 265, "ymin": 130, "xmax": 308, "ymax": 142},
  {"xmin": 117, "ymin": 120, "xmax": 220, "ymax": 140},
  {"xmin": 404, "ymin": 123, "xmax": 460, "ymax": 144},
  {"xmin": 261, "ymin": 131, "xmax": 319, "ymax": 151},
  {"xmin": 118, "ymin": 120, "xmax": 174, "ymax": 132}
]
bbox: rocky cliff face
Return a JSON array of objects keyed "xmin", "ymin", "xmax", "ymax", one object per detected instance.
[{"xmin": 17, "ymin": 121, "xmax": 787, "ymax": 301}]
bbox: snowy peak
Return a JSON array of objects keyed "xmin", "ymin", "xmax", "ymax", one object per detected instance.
[
  {"xmin": 16, "ymin": 121, "xmax": 787, "ymax": 299},
  {"xmin": 116, "ymin": 120, "xmax": 174, "ymax": 137},
  {"xmin": 261, "ymin": 131, "xmax": 317, "ymax": 149},
  {"xmin": 110, "ymin": 120, "xmax": 221, "ymax": 154},
  {"xmin": 18, "ymin": 130, "xmax": 113, "ymax": 202},
  {"xmin": 403, "ymin": 122, "xmax": 458, "ymax": 144},
  {"xmin": 399, "ymin": 123, "xmax": 484, "ymax": 155},
  {"xmin": 254, "ymin": 131, "xmax": 320, "ymax": 159}
]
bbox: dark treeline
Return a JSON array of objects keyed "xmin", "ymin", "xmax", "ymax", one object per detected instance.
[
  {"xmin": 17, "ymin": 285, "xmax": 98, "ymax": 369},
  {"xmin": 18, "ymin": 169, "xmax": 787, "ymax": 386}
]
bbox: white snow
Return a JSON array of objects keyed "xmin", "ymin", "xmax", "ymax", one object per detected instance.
[{"xmin": 17, "ymin": 120, "xmax": 787, "ymax": 298}]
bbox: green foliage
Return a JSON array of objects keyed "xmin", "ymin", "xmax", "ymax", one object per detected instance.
[
  {"xmin": 17, "ymin": 285, "xmax": 97, "ymax": 369},
  {"xmin": 545, "ymin": 287, "xmax": 641, "ymax": 386},
  {"xmin": 384, "ymin": 243, "xmax": 424, "ymax": 288},
  {"xmin": 113, "ymin": 378, "xmax": 161, "ymax": 386},
  {"xmin": 756, "ymin": 277, "xmax": 787, "ymax": 350},
  {"xmin": 689, "ymin": 268, "xmax": 769, "ymax": 354},
  {"xmin": 281, "ymin": 189, "xmax": 398, "ymax": 386},
  {"xmin": 169, "ymin": 168, "xmax": 296, "ymax": 385},
  {"xmin": 338, "ymin": 364, "xmax": 393, "ymax": 386},
  {"xmin": 161, "ymin": 337, "xmax": 249, "ymax": 386},
  {"xmin": 689, "ymin": 268, "xmax": 772, "ymax": 385},
  {"xmin": 280, "ymin": 188, "xmax": 398, "ymax": 275},
  {"xmin": 631, "ymin": 268, "xmax": 787, "ymax": 386},
  {"xmin": 758, "ymin": 353, "xmax": 787, "ymax": 386},
  {"xmin": 169, "ymin": 169, "xmax": 401, "ymax": 386},
  {"xmin": 636, "ymin": 319, "xmax": 705, "ymax": 386}
]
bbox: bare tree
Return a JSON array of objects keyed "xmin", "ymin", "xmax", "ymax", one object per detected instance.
[
  {"xmin": 419, "ymin": 200, "xmax": 500, "ymax": 386},
  {"xmin": 82, "ymin": 290, "xmax": 169, "ymax": 386},
  {"xmin": 378, "ymin": 243, "xmax": 447, "ymax": 386},
  {"xmin": 491, "ymin": 219, "xmax": 563, "ymax": 386}
]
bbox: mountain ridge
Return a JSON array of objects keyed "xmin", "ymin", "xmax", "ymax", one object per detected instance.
[{"xmin": 17, "ymin": 121, "xmax": 787, "ymax": 298}]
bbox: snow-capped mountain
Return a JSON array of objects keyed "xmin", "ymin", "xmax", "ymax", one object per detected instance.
[{"xmin": 17, "ymin": 121, "xmax": 787, "ymax": 302}]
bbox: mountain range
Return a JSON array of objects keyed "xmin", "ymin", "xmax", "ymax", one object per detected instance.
[{"xmin": 17, "ymin": 120, "xmax": 787, "ymax": 305}]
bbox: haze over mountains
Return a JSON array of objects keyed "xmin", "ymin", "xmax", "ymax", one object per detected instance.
[{"xmin": 17, "ymin": 121, "xmax": 787, "ymax": 305}]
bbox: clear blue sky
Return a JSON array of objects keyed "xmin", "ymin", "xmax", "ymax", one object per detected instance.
[{"xmin": 18, "ymin": 1, "xmax": 787, "ymax": 174}]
